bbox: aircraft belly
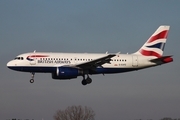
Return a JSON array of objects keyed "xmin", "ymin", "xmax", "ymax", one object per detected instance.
[
  {"xmin": 89, "ymin": 68, "xmax": 138, "ymax": 74},
  {"xmin": 8, "ymin": 66, "xmax": 56, "ymax": 73}
]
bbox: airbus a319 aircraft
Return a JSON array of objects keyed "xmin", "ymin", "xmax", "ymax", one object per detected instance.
[{"xmin": 7, "ymin": 26, "xmax": 173, "ymax": 85}]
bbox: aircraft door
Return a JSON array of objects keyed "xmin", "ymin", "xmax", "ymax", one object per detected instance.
[
  {"xmin": 28, "ymin": 54, "xmax": 36, "ymax": 65},
  {"xmin": 132, "ymin": 56, "xmax": 138, "ymax": 67},
  {"xmin": 30, "ymin": 59, "xmax": 36, "ymax": 65}
]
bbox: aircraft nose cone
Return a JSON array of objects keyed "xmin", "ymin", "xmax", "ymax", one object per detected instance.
[
  {"xmin": 7, "ymin": 61, "xmax": 11, "ymax": 67},
  {"xmin": 7, "ymin": 61, "xmax": 15, "ymax": 69},
  {"xmin": 7, "ymin": 60, "xmax": 22, "ymax": 71}
]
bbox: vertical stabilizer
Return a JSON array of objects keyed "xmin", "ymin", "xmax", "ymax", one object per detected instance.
[{"xmin": 134, "ymin": 26, "xmax": 170, "ymax": 58}]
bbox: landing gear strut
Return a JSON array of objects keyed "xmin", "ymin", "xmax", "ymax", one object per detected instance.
[
  {"xmin": 81, "ymin": 74, "xmax": 92, "ymax": 85},
  {"xmin": 30, "ymin": 72, "xmax": 35, "ymax": 83}
]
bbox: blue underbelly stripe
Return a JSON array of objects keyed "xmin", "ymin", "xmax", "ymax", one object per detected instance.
[{"xmin": 8, "ymin": 66, "xmax": 138, "ymax": 74}]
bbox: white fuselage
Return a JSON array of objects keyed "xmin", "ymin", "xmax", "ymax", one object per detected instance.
[{"xmin": 7, "ymin": 52, "xmax": 157, "ymax": 74}]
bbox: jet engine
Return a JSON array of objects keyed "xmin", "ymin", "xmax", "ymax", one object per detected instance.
[{"xmin": 52, "ymin": 67, "xmax": 83, "ymax": 79}]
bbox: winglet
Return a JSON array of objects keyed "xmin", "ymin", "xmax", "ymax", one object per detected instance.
[{"xmin": 116, "ymin": 52, "xmax": 120, "ymax": 56}]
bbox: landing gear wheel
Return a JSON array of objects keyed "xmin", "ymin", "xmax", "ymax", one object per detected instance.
[
  {"xmin": 86, "ymin": 77, "xmax": 92, "ymax": 84},
  {"xmin": 29, "ymin": 72, "xmax": 35, "ymax": 83},
  {"xmin": 30, "ymin": 79, "xmax": 34, "ymax": 83},
  {"xmin": 82, "ymin": 80, "xmax": 87, "ymax": 85},
  {"xmin": 81, "ymin": 74, "xmax": 93, "ymax": 85}
]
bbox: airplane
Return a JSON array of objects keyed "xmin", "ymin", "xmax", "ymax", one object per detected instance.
[{"xmin": 7, "ymin": 25, "xmax": 173, "ymax": 85}]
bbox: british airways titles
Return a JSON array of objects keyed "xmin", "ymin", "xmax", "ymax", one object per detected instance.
[{"xmin": 37, "ymin": 59, "xmax": 71, "ymax": 64}]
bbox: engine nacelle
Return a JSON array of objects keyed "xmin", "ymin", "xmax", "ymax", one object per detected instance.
[{"xmin": 52, "ymin": 67, "xmax": 83, "ymax": 80}]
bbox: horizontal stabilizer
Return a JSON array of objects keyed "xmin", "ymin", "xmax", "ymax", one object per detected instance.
[{"xmin": 150, "ymin": 55, "xmax": 173, "ymax": 63}]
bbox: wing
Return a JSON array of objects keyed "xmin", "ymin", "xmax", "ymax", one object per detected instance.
[{"xmin": 74, "ymin": 54, "xmax": 115, "ymax": 69}]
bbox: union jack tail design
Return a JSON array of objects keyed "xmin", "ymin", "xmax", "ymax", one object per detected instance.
[{"xmin": 134, "ymin": 26, "xmax": 170, "ymax": 58}]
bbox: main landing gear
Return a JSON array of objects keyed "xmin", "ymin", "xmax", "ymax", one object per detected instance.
[
  {"xmin": 81, "ymin": 74, "xmax": 92, "ymax": 86},
  {"xmin": 30, "ymin": 72, "xmax": 35, "ymax": 83}
]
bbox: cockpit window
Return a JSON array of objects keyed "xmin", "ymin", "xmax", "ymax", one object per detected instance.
[
  {"xmin": 14, "ymin": 57, "xmax": 24, "ymax": 60},
  {"xmin": 14, "ymin": 57, "xmax": 19, "ymax": 60}
]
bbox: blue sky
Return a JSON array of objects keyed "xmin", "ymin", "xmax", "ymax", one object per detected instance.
[{"xmin": 0, "ymin": 1, "xmax": 180, "ymax": 120}]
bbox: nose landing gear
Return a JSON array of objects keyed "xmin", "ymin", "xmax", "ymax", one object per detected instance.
[{"xmin": 30, "ymin": 72, "xmax": 35, "ymax": 83}]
